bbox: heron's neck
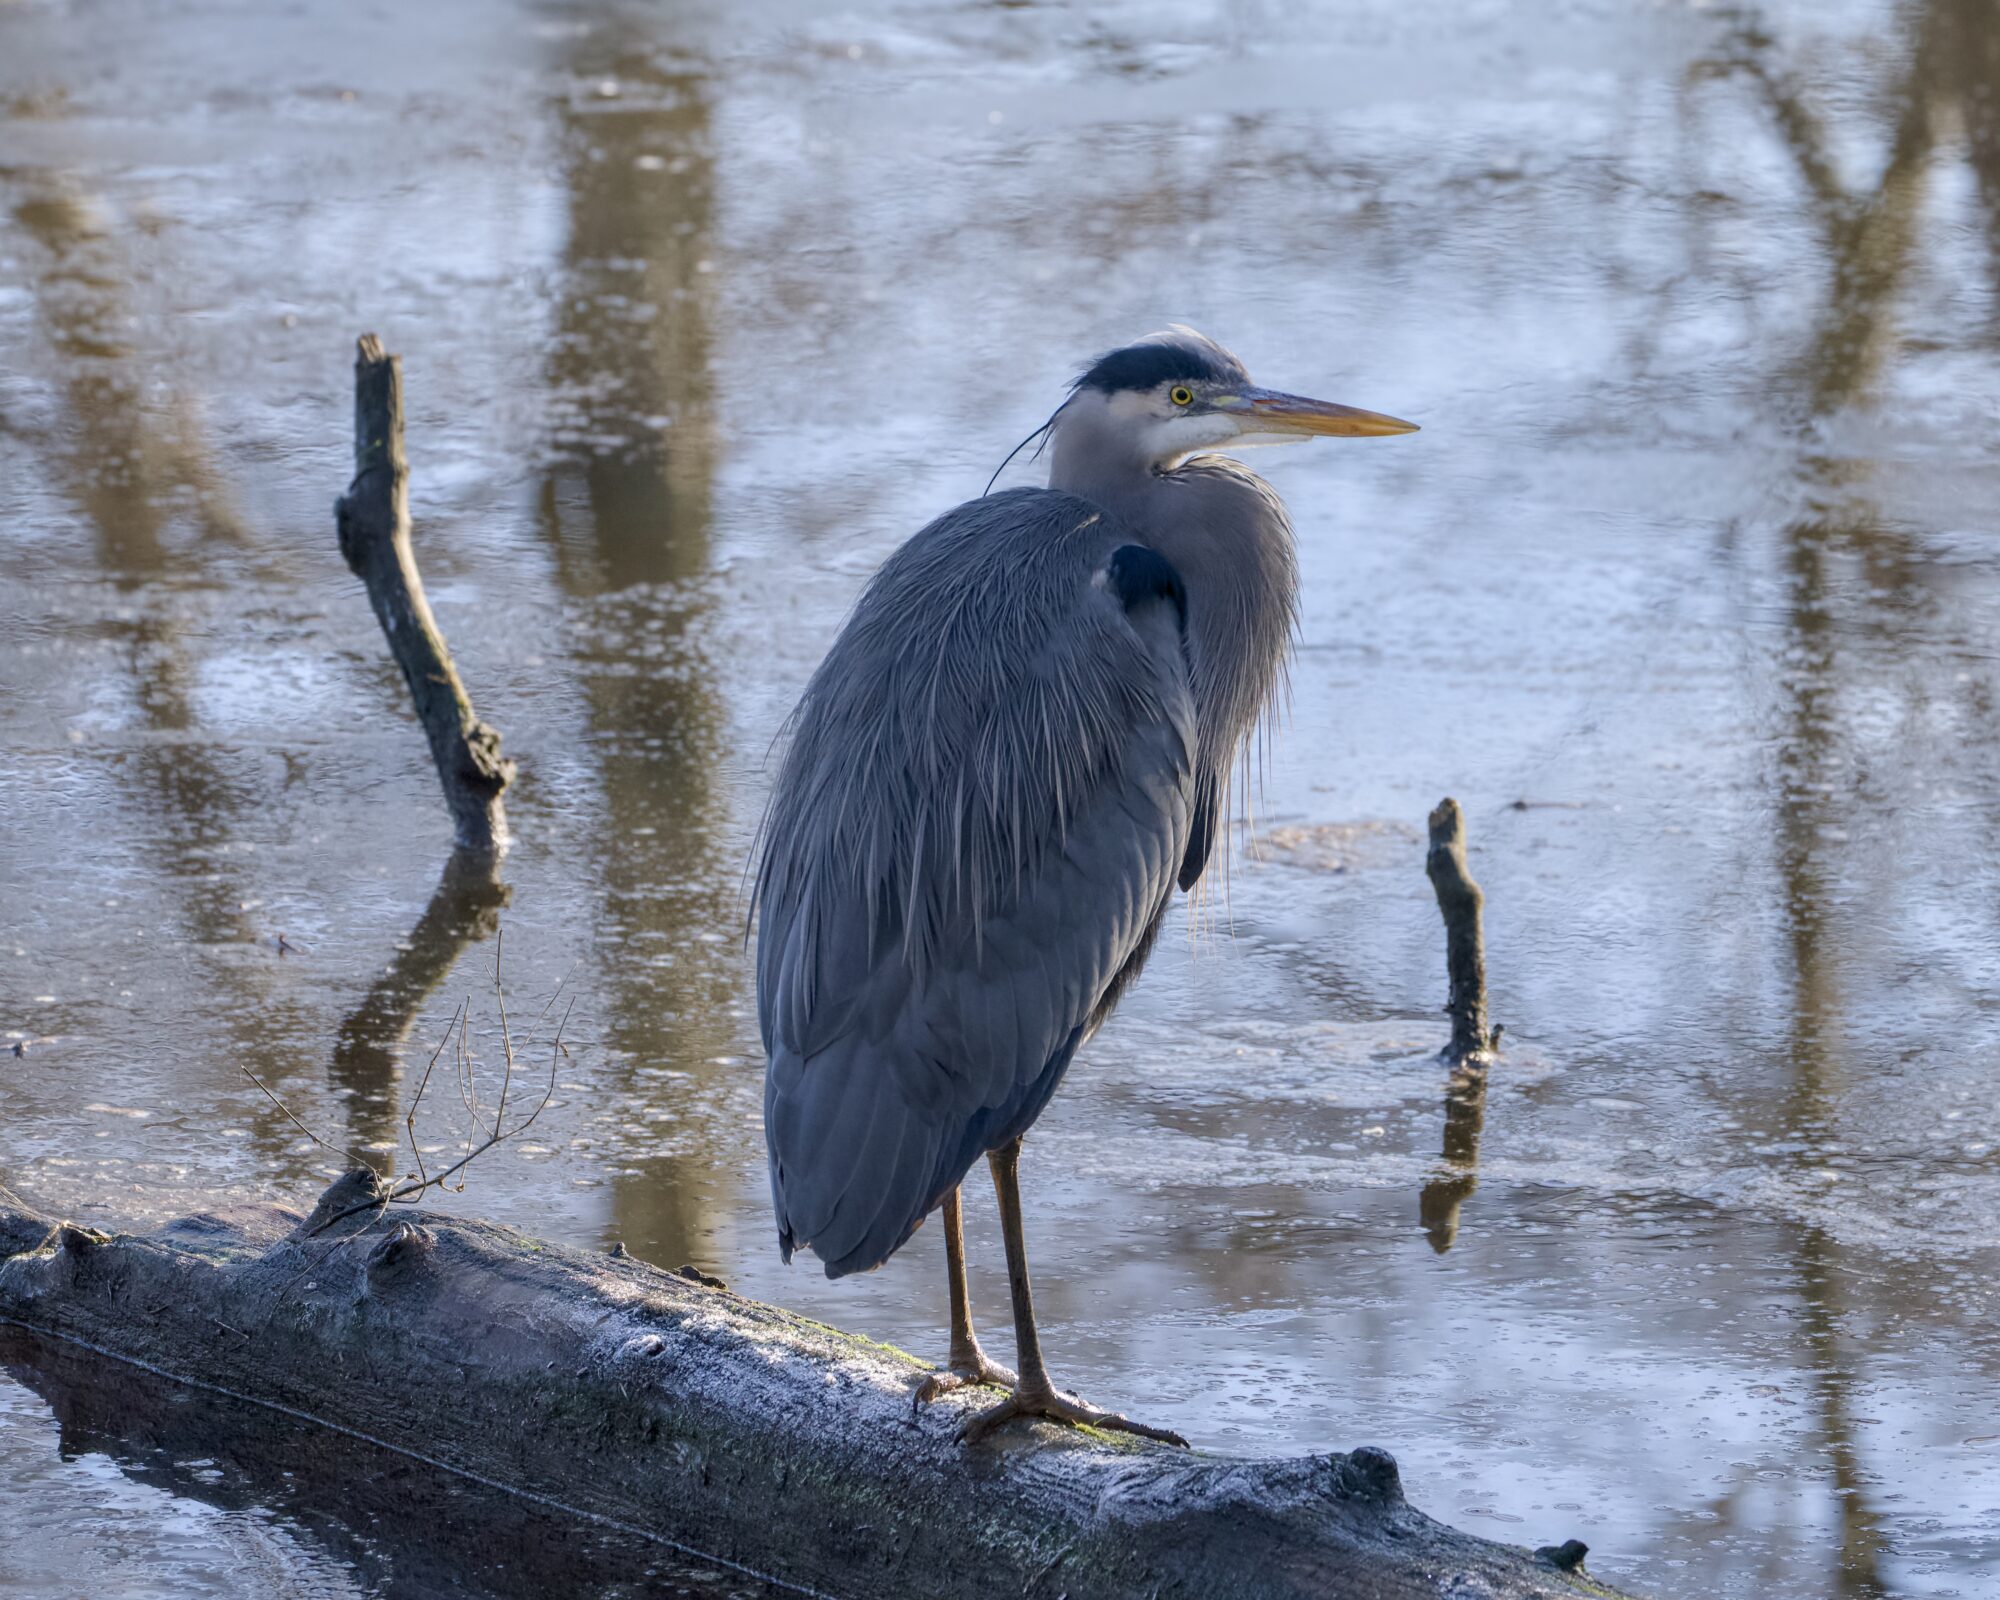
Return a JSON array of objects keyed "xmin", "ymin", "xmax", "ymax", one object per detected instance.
[
  {"xmin": 1046, "ymin": 392, "xmax": 1156, "ymax": 507},
  {"xmin": 1048, "ymin": 419, "xmax": 1298, "ymax": 780}
]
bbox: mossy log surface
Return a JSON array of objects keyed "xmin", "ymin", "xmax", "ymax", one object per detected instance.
[{"xmin": 0, "ymin": 1173, "xmax": 1639, "ymax": 1600}]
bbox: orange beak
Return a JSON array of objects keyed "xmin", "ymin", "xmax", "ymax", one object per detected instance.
[{"xmin": 1223, "ymin": 387, "xmax": 1419, "ymax": 437}]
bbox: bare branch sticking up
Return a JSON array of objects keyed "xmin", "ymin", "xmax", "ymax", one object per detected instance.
[
  {"xmin": 1425, "ymin": 798, "xmax": 1498, "ymax": 1067},
  {"xmin": 1420, "ymin": 798, "xmax": 1500, "ymax": 1251},
  {"xmin": 335, "ymin": 334, "xmax": 514, "ymax": 855}
]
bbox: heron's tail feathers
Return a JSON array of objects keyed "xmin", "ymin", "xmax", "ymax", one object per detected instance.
[{"xmin": 765, "ymin": 1042, "xmax": 951, "ymax": 1278}]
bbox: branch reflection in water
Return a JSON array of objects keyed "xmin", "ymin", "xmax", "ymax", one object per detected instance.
[
  {"xmin": 331, "ymin": 852, "xmax": 511, "ymax": 1171},
  {"xmin": 1420, "ymin": 1062, "xmax": 1490, "ymax": 1256}
]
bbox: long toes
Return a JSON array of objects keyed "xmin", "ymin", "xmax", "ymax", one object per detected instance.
[
  {"xmin": 1090, "ymin": 1411, "xmax": 1190, "ymax": 1448},
  {"xmin": 955, "ymin": 1388, "xmax": 1188, "ymax": 1448},
  {"xmin": 916, "ymin": 1359, "xmax": 1019, "ymax": 1411}
]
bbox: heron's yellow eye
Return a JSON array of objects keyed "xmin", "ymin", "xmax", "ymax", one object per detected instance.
[{"xmin": 1170, "ymin": 386, "xmax": 1194, "ymax": 407}]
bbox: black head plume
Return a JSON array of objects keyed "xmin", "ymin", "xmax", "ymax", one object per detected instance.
[{"xmin": 1074, "ymin": 326, "xmax": 1249, "ymax": 397}]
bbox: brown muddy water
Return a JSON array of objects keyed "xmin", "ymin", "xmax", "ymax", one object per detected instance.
[{"xmin": 3, "ymin": 0, "xmax": 1999, "ymax": 1595}]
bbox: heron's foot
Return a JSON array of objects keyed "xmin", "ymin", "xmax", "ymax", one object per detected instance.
[
  {"xmin": 956, "ymin": 1382, "xmax": 1189, "ymax": 1448},
  {"xmin": 913, "ymin": 1345, "xmax": 1017, "ymax": 1408}
]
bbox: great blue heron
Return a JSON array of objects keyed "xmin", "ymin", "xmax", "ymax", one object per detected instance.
[{"xmin": 756, "ymin": 327, "xmax": 1416, "ymax": 1443}]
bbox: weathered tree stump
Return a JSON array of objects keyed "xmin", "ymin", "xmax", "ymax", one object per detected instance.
[
  {"xmin": 1420, "ymin": 798, "xmax": 1500, "ymax": 1251},
  {"xmin": 1424, "ymin": 798, "xmax": 1498, "ymax": 1068},
  {"xmin": 0, "ymin": 1176, "xmax": 1638, "ymax": 1600},
  {"xmin": 335, "ymin": 334, "xmax": 513, "ymax": 855}
]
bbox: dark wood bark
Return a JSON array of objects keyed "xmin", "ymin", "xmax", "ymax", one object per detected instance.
[
  {"xmin": 1420, "ymin": 799, "xmax": 1499, "ymax": 1252},
  {"xmin": 0, "ymin": 1176, "xmax": 1637, "ymax": 1600},
  {"xmin": 1425, "ymin": 798, "xmax": 1496, "ymax": 1067},
  {"xmin": 335, "ymin": 334, "xmax": 513, "ymax": 855},
  {"xmin": 0, "ymin": 1327, "xmax": 697, "ymax": 1598}
]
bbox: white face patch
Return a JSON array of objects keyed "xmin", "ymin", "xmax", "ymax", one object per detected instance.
[
  {"xmin": 1142, "ymin": 410, "xmax": 1245, "ymax": 466},
  {"xmin": 1112, "ymin": 384, "xmax": 1303, "ymax": 467},
  {"xmin": 1212, "ymin": 428, "xmax": 1314, "ymax": 451}
]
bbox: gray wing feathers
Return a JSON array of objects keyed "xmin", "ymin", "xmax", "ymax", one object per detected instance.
[{"xmin": 757, "ymin": 490, "xmax": 1195, "ymax": 1275}]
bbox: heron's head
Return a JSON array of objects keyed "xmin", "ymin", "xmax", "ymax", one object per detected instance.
[{"xmin": 1052, "ymin": 326, "xmax": 1416, "ymax": 481}]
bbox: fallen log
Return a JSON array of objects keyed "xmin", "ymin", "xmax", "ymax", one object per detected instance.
[{"xmin": 0, "ymin": 1173, "xmax": 1635, "ymax": 1600}]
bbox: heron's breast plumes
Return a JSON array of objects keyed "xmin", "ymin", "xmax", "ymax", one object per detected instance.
[{"xmin": 753, "ymin": 490, "xmax": 1190, "ymax": 1003}]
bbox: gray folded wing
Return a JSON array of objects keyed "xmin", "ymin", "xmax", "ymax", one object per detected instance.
[{"xmin": 755, "ymin": 489, "xmax": 1196, "ymax": 1276}]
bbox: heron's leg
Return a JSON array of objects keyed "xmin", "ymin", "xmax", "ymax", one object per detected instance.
[
  {"xmin": 913, "ymin": 1185, "xmax": 1015, "ymax": 1406},
  {"xmin": 958, "ymin": 1139, "xmax": 1188, "ymax": 1448}
]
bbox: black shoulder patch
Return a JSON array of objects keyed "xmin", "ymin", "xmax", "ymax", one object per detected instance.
[
  {"xmin": 1179, "ymin": 770, "xmax": 1219, "ymax": 891},
  {"xmin": 1104, "ymin": 543, "xmax": 1187, "ymax": 633}
]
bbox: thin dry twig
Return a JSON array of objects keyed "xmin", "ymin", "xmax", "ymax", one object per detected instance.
[
  {"xmin": 456, "ymin": 1004, "xmax": 482, "ymax": 1184},
  {"xmin": 492, "ymin": 928, "xmax": 515, "ymax": 1138},
  {"xmin": 440, "ymin": 953, "xmax": 575, "ymax": 1177},
  {"xmin": 309, "ymin": 993, "xmax": 572, "ymax": 1234},
  {"xmin": 236, "ymin": 922, "xmax": 577, "ymax": 1237},
  {"xmin": 241, "ymin": 1063, "xmax": 374, "ymax": 1171},
  {"xmin": 403, "ymin": 997, "xmax": 464, "ymax": 1192},
  {"xmin": 510, "ymin": 959, "xmax": 579, "ymax": 1058}
]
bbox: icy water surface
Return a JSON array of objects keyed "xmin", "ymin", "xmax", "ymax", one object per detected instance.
[{"xmin": 4, "ymin": 0, "xmax": 2000, "ymax": 1594}]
